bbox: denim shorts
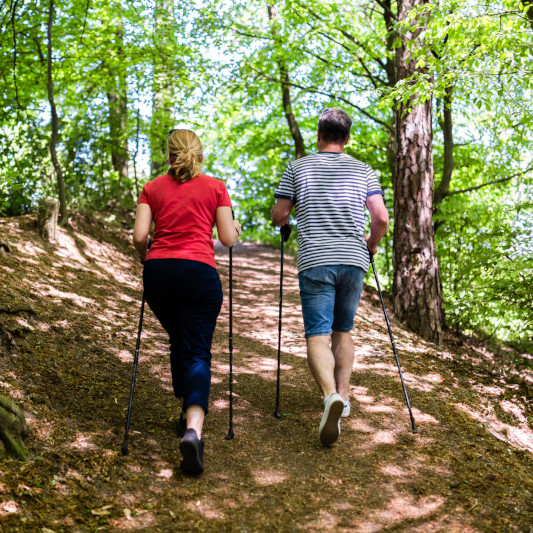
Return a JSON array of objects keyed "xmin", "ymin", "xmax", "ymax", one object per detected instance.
[{"xmin": 298, "ymin": 265, "xmax": 365, "ymax": 338}]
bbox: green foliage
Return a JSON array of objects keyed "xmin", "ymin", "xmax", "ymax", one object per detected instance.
[
  {"xmin": 436, "ymin": 180, "xmax": 533, "ymax": 349},
  {"xmin": 1, "ymin": 0, "xmax": 531, "ymax": 349}
]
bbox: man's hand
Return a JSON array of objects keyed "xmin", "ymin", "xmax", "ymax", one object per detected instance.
[
  {"xmin": 365, "ymin": 234, "xmax": 378, "ymax": 256},
  {"xmin": 280, "ymin": 224, "xmax": 292, "ymax": 242}
]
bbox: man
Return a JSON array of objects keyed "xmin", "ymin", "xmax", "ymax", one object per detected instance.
[{"xmin": 271, "ymin": 108, "xmax": 388, "ymax": 446}]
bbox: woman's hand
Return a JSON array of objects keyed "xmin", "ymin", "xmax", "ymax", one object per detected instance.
[{"xmin": 216, "ymin": 206, "xmax": 240, "ymax": 247}]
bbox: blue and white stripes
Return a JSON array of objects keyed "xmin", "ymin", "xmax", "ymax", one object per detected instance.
[{"xmin": 275, "ymin": 152, "xmax": 383, "ymax": 273}]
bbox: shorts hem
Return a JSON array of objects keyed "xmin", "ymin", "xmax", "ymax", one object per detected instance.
[
  {"xmin": 331, "ymin": 326, "xmax": 353, "ymax": 333},
  {"xmin": 305, "ymin": 330, "xmax": 332, "ymax": 339}
]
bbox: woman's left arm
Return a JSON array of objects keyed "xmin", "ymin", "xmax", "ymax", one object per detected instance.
[{"xmin": 133, "ymin": 203, "xmax": 152, "ymax": 261}]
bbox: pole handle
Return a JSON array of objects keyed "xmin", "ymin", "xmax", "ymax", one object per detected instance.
[{"xmin": 280, "ymin": 224, "xmax": 292, "ymax": 242}]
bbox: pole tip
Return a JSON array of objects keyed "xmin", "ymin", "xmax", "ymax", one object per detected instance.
[
  {"xmin": 121, "ymin": 442, "xmax": 129, "ymax": 456},
  {"xmin": 225, "ymin": 430, "xmax": 235, "ymax": 440},
  {"xmin": 411, "ymin": 424, "xmax": 418, "ymax": 434},
  {"xmin": 274, "ymin": 408, "xmax": 282, "ymax": 419}
]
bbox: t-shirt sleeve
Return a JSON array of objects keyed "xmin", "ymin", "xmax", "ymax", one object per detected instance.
[
  {"xmin": 274, "ymin": 163, "xmax": 296, "ymax": 202},
  {"xmin": 218, "ymin": 181, "xmax": 232, "ymax": 208},
  {"xmin": 138, "ymin": 182, "xmax": 150, "ymax": 204},
  {"xmin": 366, "ymin": 165, "xmax": 384, "ymax": 197}
]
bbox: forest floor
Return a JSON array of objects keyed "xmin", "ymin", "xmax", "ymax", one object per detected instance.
[{"xmin": 0, "ymin": 212, "xmax": 532, "ymax": 532}]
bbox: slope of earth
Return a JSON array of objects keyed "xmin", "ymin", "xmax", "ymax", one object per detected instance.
[{"xmin": 0, "ymin": 213, "xmax": 532, "ymax": 532}]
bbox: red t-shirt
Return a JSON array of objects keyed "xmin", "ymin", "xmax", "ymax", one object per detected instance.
[{"xmin": 138, "ymin": 173, "xmax": 232, "ymax": 269}]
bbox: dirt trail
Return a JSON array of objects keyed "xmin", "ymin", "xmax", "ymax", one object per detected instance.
[{"xmin": 0, "ymin": 214, "xmax": 532, "ymax": 532}]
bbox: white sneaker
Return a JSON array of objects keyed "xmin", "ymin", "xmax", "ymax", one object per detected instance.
[
  {"xmin": 319, "ymin": 393, "xmax": 344, "ymax": 446},
  {"xmin": 341, "ymin": 400, "xmax": 351, "ymax": 418}
]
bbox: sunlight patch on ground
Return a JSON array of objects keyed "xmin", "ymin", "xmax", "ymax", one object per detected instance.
[
  {"xmin": 33, "ymin": 282, "xmax": 96, "ymax": 307},
  {"xmin": 187, "ymin": 498, "xmax": 223, "ymax": 520},
  {"xmin": 410, "ymin": 409, "xmax": 439, "ymax": 424},
  {"xmin": 348, "ymin": 418, "xmax": 376, "ymax": 433},
  {"xmin": 362, "ymin": 404, "xmax": 396, "ymax": 414},
  {"xmin": 457, "ymin": 402, "xmax": 533, "ymax": 453},
  {"xmin": 156, "ymin": 468, "xmax": 173, "ymax": 479},
  {"xmin": 109, "ymin": 508, "xmax": 155, "ymax": 530},
  {"xmin": 380, "ymin": 465, "xmax": 412, "ymax": 478},
  {"xmin": 54, "ymin": 231, "xmax": 88, "ymax": 264},
  {"xmin": 115, "ymin": 349, "xmax": 134, "ymax": 362},
  {"xmin": 472, "ymin": 383, "xmax": 505, "ymax": 396},
  {"xmin": 70, "ymin": 433, "xmax": 98, "ymax": 451},
  {"xmin": 357, "ymin": 494, "xmax": 446, "ymax": 532},
  {"xmin": 14, "ymin": 240, "xmax": 47, "ymax": 257},
  {"xmin": 371, "ymin": 430, "xmax": 397, "ymax": 445},
  {"xmin": 0, "ymin": 500, "xmax": 19, "ymax": 516},
  {"xmin": 212, "ymin": 398, "xmax": 229, "ymax": 410},
  {"xmin": 300, "ymin": 509, "xmax": 339, "ymax": 530},
  {"xmin": 252, "ymin": 469, "xmax": 288, "ymax": 485}
]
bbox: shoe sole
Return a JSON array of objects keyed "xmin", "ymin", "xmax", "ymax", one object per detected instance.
[
  {"xmin": 179, "ymin": 439, "xmax": 204, "ymax": 476},
  {"xmin": 319, "ymin": 396, "xmax": 344, "ymax": 446}
]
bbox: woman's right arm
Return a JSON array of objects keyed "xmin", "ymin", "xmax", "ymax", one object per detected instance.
[
  {"xmin": 133, "ymin": 203, "xmax": 153, "ymax": 261},
  {"xmin": 216, "ymin": 206, "xmax": 241, "ymax": 248}
]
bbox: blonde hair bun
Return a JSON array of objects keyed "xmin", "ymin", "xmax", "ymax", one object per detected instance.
[{"xmin": 167, "ymin": 129, "xmax": 203, "ymax": 183}]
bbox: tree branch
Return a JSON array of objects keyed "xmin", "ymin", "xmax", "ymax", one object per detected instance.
[
  {"xmin": 374, "ymin": 0, "xmax": 397, "ymax": 20},
  {"xmin": 447, "ymin": 166, "xmax": 533, "ymax": 196},
  {"xmin": 250, "ymin": 67, "xmax": 394, "ymax": 133},
  {"xmin": 11, "ymin": 0, "xmax": 22, "ymax": 111}
]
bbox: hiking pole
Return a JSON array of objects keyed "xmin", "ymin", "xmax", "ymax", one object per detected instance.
[
  {"xmin": 226, "ymin": 217, "xmax": 235, "ymax": 440},
  {"xmin": 121, "ymin": 286, "xmax": 147, "ymax": 455},
  {"xmin": 274, "ymin": 223, "xmax": 292, "ymax": 419},
  {"xmin": 122, "ymin": 240, "xmax": 151, "ymax": 456},
  {"xmin": 369, "ymin": 252, "xmax": 418, "ymax": 434}
]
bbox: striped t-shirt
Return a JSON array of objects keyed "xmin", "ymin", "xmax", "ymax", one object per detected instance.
[{"xmin": 274, "ymin": 151, "xmax": 384, "ymax": 273}]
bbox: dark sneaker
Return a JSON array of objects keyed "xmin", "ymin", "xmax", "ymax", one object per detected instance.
[
  {"xmin": 179, "ymin": 429, "xmax": 204, "ymax": 476},
  {"xmin": 176, "ymin": 412, "xmax": 186, "ymax": 437},
  {"xmin": 319, "ymin": 393, "xmax": 344, "ymax": 446}
]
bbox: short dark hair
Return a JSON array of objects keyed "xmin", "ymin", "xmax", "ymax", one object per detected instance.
[{"xmin": 318, "ymin": 108, "xmax": 352, "ymax": 143}]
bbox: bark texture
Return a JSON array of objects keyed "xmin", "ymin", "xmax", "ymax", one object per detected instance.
[
  {"xmin": 0, "ymin": 394, "xmax": 29, "ymax": 461},
  {"xmin": 37, "ymin": 197, "xmax": 59, "ymax": 243},
  {"xmin": 393, "ymin": 0, "xmax": 444, "ymax": 344}
]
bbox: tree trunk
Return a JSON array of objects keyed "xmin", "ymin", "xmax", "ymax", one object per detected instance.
[
  {"xmin": 393, "ymin": 0, "xmax": 445, "ymax": 344},
  {"xmin": 37, "ymin": 197, "xmax": 59, "ymax": 242},
  {"xmin": 0, "ymin": 394, "xmax": 29, "ymax": 461},
  {"xmin": 46, "ymin": 0, "xmax": 67, "ymax": 223},
  {"xmin": 382, "ymin": 0, "xmax": 398, "ymax": 179},
  {"xmin": 434, "ymin": 85, "xmax": 454, "ymax": 207},
  {"xmin": 522, "ymin": 1, "xmax": 533, "ymax": 29},
  {"xmin": 150, "ymin": 0, "xmax": 175, "ymax": 178},
  {"xmin": 106, "ymin": 21, "xmax": 129, "ymax": 190},
  {"xmin": 267, "ymin": 5, "xmax": 306, "ymax": 159}
]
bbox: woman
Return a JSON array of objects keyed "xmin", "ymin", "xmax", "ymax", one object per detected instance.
[{"xmin": 133, "ymin": 129, "xmax": 241, "ymax": 475}]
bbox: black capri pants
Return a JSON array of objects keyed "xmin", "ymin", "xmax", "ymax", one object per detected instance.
[{"xmin": 143, "ymin": 258, "xmax": 223, "ymax": 414}]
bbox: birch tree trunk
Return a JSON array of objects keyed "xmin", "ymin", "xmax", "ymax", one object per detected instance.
[{"xmin": 393, "ymin": 0, "xmax": 445, "ymax": 344}]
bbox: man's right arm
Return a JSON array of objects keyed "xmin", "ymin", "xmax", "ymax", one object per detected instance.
[
  {"xmin": 365, "ymin": 194, "xmax": 389, "ymax": 256},
  {"xmin": 271, "ymin": 198, "xmax": 294, "ymax": 226}
]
